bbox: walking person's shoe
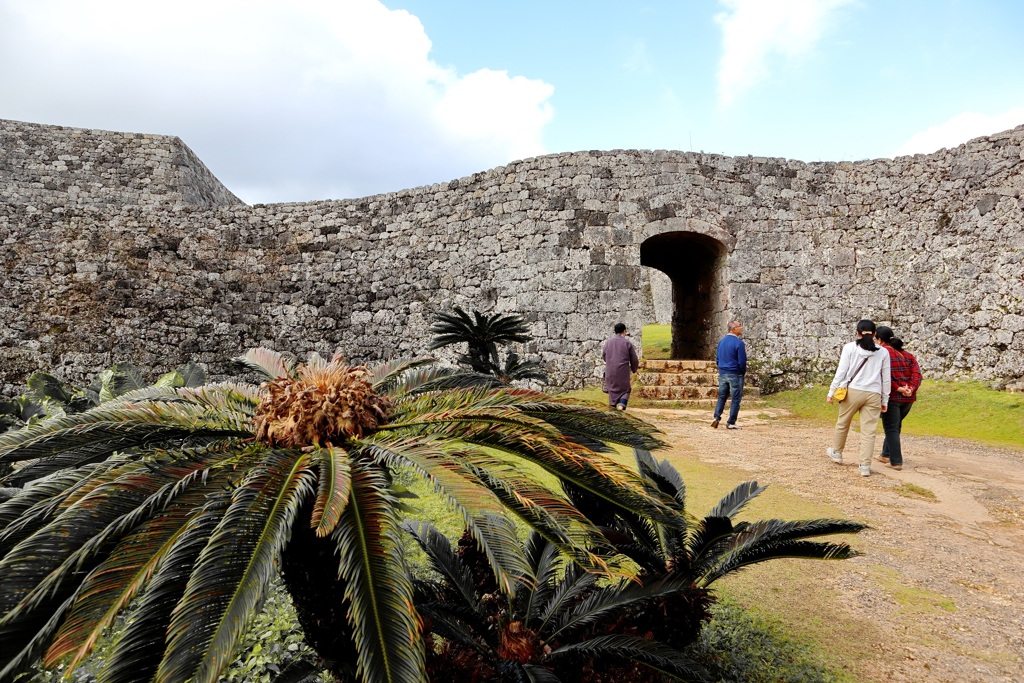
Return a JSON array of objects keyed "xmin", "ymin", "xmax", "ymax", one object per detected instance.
[
  {"xmin": 726, "ymin": 423, "xmax": 740, "ymax": 430},
  {"xmin": 616, "ymin": 403, "xmax": 626, "ymax": 411},
  {"xmin": 827, "ymin": 448, "xmax": 843, "ymax": 464},
  {"xmin": 859, "ymin": 465, "xmax": 871, "ymax": 477},
  {"xmin": 710, "ymin": 418, "xmax": 720, "ymax": 429},
  {"xmin": 886, "ymin": 463, "xmax": 903, "ymax": 471},
  {"xmin": 876, "ymin": 455, "xmax": 890, "ymax": 464}
]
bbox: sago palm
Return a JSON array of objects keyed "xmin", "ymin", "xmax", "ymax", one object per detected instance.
[
  {"xmin": 0, "ymin": 350, "xmax": 673, "ymax": 683},
  {"xmin": 428, "ymin": 306, "xmax": 534, "ymax": 375},
  {"xmin": 408, "ymin": 520, "xmax": 711, "ymax": 682},
  {"xmin": 564, "ymin": 449, "xmax": 867, "ymax": 652}
]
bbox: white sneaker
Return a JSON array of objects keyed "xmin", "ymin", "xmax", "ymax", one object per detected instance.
[
  {"xmin": 859, "ymin": 465, "xmax": 871, "ymax": 477},
  {"xmin": 827, "ymin": 448, "xmax": 843, "ymax": 464}
]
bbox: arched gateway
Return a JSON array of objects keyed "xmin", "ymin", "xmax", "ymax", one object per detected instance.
[{"xmin": 640, "ymin": 230, "xmax": 728, "ymax": 360}]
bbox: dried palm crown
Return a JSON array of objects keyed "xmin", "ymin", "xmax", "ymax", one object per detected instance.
[{"xmin": 253, "ymin": 352, "xmax": 391, "ymax": 447}]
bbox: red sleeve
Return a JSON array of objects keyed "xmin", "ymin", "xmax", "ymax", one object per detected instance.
[{"xmin": 908, "ymin": 353, "xmax": 922, "ymax": 391}]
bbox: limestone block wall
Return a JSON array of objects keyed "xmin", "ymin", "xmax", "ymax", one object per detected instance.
[
  {"xmin": 0, "ymin": 119, "xmax": 241, "ymax": 209},
  {"xmin": 1, "ymin": 118, "xmax": 1022, "ymax": 395}
]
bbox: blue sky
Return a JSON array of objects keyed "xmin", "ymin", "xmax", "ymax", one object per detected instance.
[{"xmin": 1, "ymin": 0, "xmax": 1022, "ymax": 203}]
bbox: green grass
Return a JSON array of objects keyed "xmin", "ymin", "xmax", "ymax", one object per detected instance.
[
  {"xmin": 894, "ymin": 482, "xmax": 938, "ymax": 500},
  {"xmin": 762, "ymin": 381, "xmax": 1024, "ymax": 450},
  {"xmin": 641, "ymin": 323, "xmax": 672, "ymax": 359},
  {"xmin": 688, "ymin": 598, "xmax": 854, "ymax": 683}
]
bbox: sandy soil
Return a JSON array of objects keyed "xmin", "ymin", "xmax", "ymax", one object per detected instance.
[{"xmin": 631, "ymin": 407, "xmax": 1024, "ymax": 683}]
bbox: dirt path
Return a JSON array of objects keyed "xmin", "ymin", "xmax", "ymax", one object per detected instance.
[{"xmin": 632, "ymin": 407, "xmax": 1024, "ymax": 683}]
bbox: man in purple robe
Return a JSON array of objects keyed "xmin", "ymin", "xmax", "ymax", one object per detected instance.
[{"xmin": 602, "ymin": 322, "xmax": 639, "ymax": 410}]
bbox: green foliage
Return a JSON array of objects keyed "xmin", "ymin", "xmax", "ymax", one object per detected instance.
[
  {"xmin": 687, "ymin": 600, "xmax": 851, "ymax": 683},
  {"xmin": 763, "ymin": 381, "xmax": 1024, "ymax": 449},
  {"xmin": 0, "ymin": 350, "xmax": 669, "ymax": 683},
  {"xmin": 641, "ymin": 324, "xmax": 672, "ymax": 359},
  {"xmin": 429, "ymin": 305, "xmax": 547, "ymax": 384},
  {"xmin": 408, "ymin": 522, "xmax": 711, "ymax": 682},
  {"xmin": 221, "ymin": 581, "xmax": 328, "ymax": 683}
]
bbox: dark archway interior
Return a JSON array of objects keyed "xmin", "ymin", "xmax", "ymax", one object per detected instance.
[{"xmin": 640, "ymin": 231, "xmax": 727, "ymax": 359}]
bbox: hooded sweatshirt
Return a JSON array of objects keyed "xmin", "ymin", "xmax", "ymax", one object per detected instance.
[{"xmin": 828, "ymin": 341, "xmax": 892, "ymax": 408}]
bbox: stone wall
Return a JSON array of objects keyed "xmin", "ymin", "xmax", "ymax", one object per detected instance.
[
  {"xmin": 0, "ymin": 119, "xmax": 241, "ymax": 209},
  {"xmin": 1, "ymin": 118, "xmax": 1022, "ymax": 395}
]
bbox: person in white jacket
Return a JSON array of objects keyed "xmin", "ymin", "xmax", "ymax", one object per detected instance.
[{"xmin": 825, "ymin": 319, "xmax": 892, "ymax": 476}]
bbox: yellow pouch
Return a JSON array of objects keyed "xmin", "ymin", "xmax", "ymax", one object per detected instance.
[{"xmin": 833, "ymin": 386, "xmax": 848, "ymax": 402}]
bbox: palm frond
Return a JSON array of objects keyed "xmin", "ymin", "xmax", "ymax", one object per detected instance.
[
  {"xmin": 460, "ymin": 427, "xmax": 679, "ymax": 531},
  {"xmin": 547, "ymin": 634, "xmax": 710, "ymax": 682},
  {"xmin": 0, "ymin": 460, "xmax": 178, "ymax": 673},
  {"xmin": 412, "ymin": 602, "xmax": 487, "ymax": 653},
  {"xmin": 549, "ymin": 573, "xmax": 696, "ymax": 640},
  {"xmin": 0, "ymin": 592, "xmax": 77, "ymax": 683},
  {"xmin": 43, "ymin": 453, "xmax": 240, "ymax": 669},
  {"xmin": 177, "ymin": 382, "xmax": 262, "ymax": 415},
  {"xmin": 357, "ymin": 435, "xmax": 531, "ymax": 592},
  {"xmin": 233, "ymin": 348, "xmax": 297, "ymax": 381},
  {"xmin": 158, "ymin": 450, "xmax": 315, "ymax": 683},
  {"xmin": 429, "ymin": 307, "xmax": 532, "ymax": 351},
  {"xmin": 404, "ymin": 521, "xmax": 480, "ymax": 613},
  {"xmin": 634, "ymin": 449, "xmax": 686, "ymax": 508},
  {"xmin": 706, "ymin": 480, "xmax": 765, "ymax": 519},
  {"xmin": 521, "ymin": 663, "xmax": 563, "ymax": 682},
  {"xmin": 459, "ymin": 461, "xmax": 613, "ymax": 576},
  {"xmin": 536, "ymin": 563, "xmax": 597, "ymax": 633},
  {"xmin": 378, "ymin": 365, "xmax": 504, "ymax": 398},
  {"xmin": 699, "ymin": 539, "xmax": 861, "ymax": 587},
  {"xmin": 367, "ymin": 357, "xmax": 437, "ymax": 393},
  {"xmin": 521, "ymin": 533, "xmax": 564, "ymax": 623},
  {"xmin": 330, "ymin": 460, "xmax": 424, "ymax": 683},
  {"xmin": 696, "ymin": 519, "xmax": 867, "ymax": 587},
  {"xmin": 0, "ymin": 464, "xmax": 114, "ymax": 561},
  {"xmin": 519, "ymin": 402, "xmax": 665, "ymax": 451},
  {"xmin": 100, "ymin": 490, "xmax": 231, "ymax": 683},
  {"xmin": 685, "ymin": 516, "xmax": 737, "ymax": 576},
  {"xmin": 310, "ymin": 446, "xmax": 352, "ymax": 537},
  {"xmin": 0, "ymin": 400, "xmax": 252, "ymax": 486},
  {"xmin": 0, "ymin": 457, "xmax": 179, "ymax": 619}
]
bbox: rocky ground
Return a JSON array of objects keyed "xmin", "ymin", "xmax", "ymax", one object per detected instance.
[{"xmin": 632, "ymin": 407, "xmax": 1024, "ymax": 683}]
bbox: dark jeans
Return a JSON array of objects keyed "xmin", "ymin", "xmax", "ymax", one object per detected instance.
[
  {"xmin": 881, "ymin": 402, "xmax": 914, "ymax": 466},
  {"xmin": 714, "ymin": 373, "xmax": 744, "ymax": 425}
]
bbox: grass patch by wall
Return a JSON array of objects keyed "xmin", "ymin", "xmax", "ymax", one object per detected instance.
[
  {"xmin": 762, "ymin": 381, "xmax": 1024, "ymax": 450},
  {"xmin": 641, "ymin": 323, "xmax": 672, "ymax": 359}
]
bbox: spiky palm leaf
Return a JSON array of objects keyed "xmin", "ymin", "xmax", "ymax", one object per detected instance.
[
  {"xmin": 0, "ymin": 351, "xmax": 672, "ymax": 683},
  {"xmin": 428, "ymin": 306, "xmax": 532, "ymax": 354},
  {"xmin": 409, "ymin": 523, "xmax": 711, "ymax": 682},
  {"xmin": 428, "ymin": 306, "xmax": 540, "ymax": 383},
  {"xmin": 591, "ymin": 449, "xmax": 868, "ymax": 594}
]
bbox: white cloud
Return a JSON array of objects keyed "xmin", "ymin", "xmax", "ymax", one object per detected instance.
[
  {"xmin": 0, "ymin": 0, "xmax": 554, "ymax": 203},
  {"xmin": 714, "ymin": 0, "xmax": 854, "ymax": 108},
  {"xmin": 893, "ymin": 108, "xmax": 1024, "ymax": 157}
]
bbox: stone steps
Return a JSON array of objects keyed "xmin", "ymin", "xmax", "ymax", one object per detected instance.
[{"xmin": 635, "ymin": 359, "xmax": 760, "ymax": 404}]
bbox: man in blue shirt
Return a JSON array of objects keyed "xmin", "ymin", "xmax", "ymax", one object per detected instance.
[{"xmin": 712, "ymin": 320, "xmax": 747, "ymax": 430}]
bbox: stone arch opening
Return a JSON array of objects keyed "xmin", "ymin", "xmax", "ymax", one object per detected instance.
[{"xmin": 640, "ymin": 231, "xmax": 728, "ymax": 359}]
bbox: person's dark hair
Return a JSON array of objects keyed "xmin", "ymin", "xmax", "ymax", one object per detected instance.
[
  {"xmin": 614, "ymin": 322, "xmax": 626, "ymax": 334},
  {"xmin": 889, "ymin": 337, "xmax": 905, "ymax": 352},
  {"xmin": 855, "ymin": 319, "xmax": 878, "ymax": 351},
  {"xmin": 876, "ymin": 326, "xmax": 894, "ymax": 344}
]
